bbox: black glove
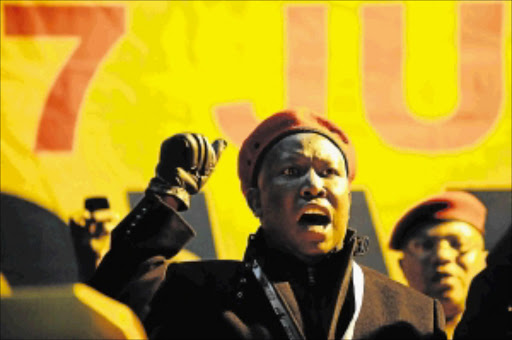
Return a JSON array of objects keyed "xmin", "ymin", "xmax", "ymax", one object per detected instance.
[{"xmin": 148, "ymin": 133, "xmax": 227, "ymax": 210}]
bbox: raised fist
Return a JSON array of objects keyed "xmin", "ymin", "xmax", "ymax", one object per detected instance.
[{"xmin": 148, "ymin": 133, "xmax": 227, "ymax": 210}]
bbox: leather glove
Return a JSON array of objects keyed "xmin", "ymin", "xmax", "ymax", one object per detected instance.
[{"xmin": 147, "ymin": 133, "xmax": 227, "ymax": 211}]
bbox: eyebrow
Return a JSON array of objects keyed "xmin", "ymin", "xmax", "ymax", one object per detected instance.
[
  {"xmin": 277, "ymin": 151, "xmax": 308, "ymax": 160},
  {"xmin": 276, "ymin": 151, "xmax": 342, "ymax": 164}
]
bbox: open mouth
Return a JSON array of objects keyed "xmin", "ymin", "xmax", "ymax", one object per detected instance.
[{"xmin": 298, "ymin": 213, "xmax": 331, "ymax": 226}]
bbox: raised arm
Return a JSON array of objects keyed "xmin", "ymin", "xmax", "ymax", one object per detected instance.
[{"xmin": 88, "ymin": 133, "xmax": 226, "ymax": 316}]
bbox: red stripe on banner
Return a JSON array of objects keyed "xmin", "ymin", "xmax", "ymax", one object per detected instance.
[
  {"xmin": 285, "ymin": 5, "xmax": 328, "ymax": 115},
  {"xmin": 214, "ymin": 102, "xmax": 260, "ymax": 146},
  {"xmin": 4, "ymin": 5, "xmax": 125, "ymax": 152}
]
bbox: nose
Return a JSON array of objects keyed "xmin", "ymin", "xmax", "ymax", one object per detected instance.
[
  {"xmin": 430, "ymin": 239, "xmax": 458, "ymax": 265},
  {"xmin": 300, "ymin": 169, "xmax": 326, "ymax": 199}
]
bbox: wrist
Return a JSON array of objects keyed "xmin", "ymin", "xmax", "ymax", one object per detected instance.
[
  {"xmin": 161, "ymin": 195, "xmax": 180, "ymax": 210},
  {"xmin": 147, "ymin": 177, "xmax": 190, "ymax": 211}
]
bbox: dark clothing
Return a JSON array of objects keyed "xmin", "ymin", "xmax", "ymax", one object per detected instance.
[
  {"xmin": 90, "ymin": 194, "xmax": 446, "ymax": 339},
  {"xmin": 454, "ymin": 226, "xmax": 512, "ymax": 340}
]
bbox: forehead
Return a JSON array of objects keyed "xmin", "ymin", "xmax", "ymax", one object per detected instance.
[
  {"xmin": 263, "ymin": 132, "xmax": 344, "ymax": 164},
  {"xmin": 412, "ymin": 220, "xmax": 483, "ymax": 241}
]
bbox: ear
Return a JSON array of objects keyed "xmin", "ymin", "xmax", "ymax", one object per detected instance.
[{"xmin": 246, "ymin": 188, "xmax": 262, "ymax": 218}]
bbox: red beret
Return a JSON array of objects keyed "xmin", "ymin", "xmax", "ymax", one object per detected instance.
[
  {"xmin": 238, "ymin": 108, "xmax": 356, "ymax": 196},
  {"xmin": 390, "ymin": 191, "xmax": 487, "ymax": 250}
]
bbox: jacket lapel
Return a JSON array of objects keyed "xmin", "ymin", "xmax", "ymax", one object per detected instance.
[
  {"xmin": 244, "ymin": 228, "xmax": 361, "ymax": 340},
  {"xmin": 327, "ymin": 258, "xmax": 353, "ymax": 339},
  {"xmin": 273, "ymin": 281, "xmax": 306, "ymax": 339}
]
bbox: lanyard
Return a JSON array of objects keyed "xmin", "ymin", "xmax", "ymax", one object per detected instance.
[
  {"xmin": 251, "ymin": 259, "xmax": 305, "ymax": 340},
  {"xmin": 251, "ymin": 259, "xmax": 365, "ymax": 340},
  {"xmin": 341, "ymin": 262, "xmax": 364, "ymax": 340}
]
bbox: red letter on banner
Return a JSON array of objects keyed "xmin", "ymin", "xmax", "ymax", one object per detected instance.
[
  {"xmin": 214, "ymin": 102, "xmax": 261, "ymax": 147},
  {"xmin": 4, "ymin": 5, "xmax": 125, "ymax": 152},
  {"xmin": 362, "ymin": 3, "xmax": 503, "ymax": 151},
  {"xmin": 285, "ymin": 5, "xmax": 328, "ymax": 115},
  {"xmin": 214, "ymin": 5, "xmax": 328, "ymax": 146}
]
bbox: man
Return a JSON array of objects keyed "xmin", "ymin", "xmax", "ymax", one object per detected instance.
[
  {"xmin": 454, "ymin": 224, "xmax": 512, "ymax": 339},
  {"xmin": 69, "ymin": 197, "xmax": 119, "ymax": 281},
  {"xmin": 91, "ymin": 109, "xmax": 446, "ymax": 339},
  {"xmin": 390, "ymin": 191, "xmax": 488, "ymax": 338}
]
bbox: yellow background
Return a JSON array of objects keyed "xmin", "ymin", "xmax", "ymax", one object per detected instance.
[{"xmin": 1, "ymin": 1, "xmax": 510, "ymax": 283}]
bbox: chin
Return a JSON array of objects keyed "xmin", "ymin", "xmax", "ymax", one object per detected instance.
[{"xmin": 304, "ymin": 242, "xmax": 335, "ymax": 256}]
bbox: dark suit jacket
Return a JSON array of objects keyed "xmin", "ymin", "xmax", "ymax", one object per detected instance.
[
  {"xmin": 453, "ymin": 225, "xmax": 512, "ymax": 340},
  {"xmin": 90, "ymin": 194, "xmax": 446, "ymax": 339}
]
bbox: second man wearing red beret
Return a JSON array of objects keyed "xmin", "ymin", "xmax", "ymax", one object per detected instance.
[{"xmin": 390, "ymin": 191, "xmax": 488, "ymax": 338}]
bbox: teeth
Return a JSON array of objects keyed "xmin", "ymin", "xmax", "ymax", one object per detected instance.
[
  {"xmin": 303, "ymin": 209, "xmax": 327, "ymax": 216},
  {"xmin": 308, "ymin": 225, "xmax": 325, "ymax": 233}
]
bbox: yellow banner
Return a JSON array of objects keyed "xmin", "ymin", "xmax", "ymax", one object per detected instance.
[{"xmin": 1, "ymin": 1, "xmax": 510, "ymax": 282}]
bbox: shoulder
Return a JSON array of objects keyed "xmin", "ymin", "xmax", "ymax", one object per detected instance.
[
  {"xmin": 360, "ymin": 264, "xmax": 434, "ymax": 305},
  {"xmin": 355, "ymin": 263, "xmax": 445, "ymax": 338}
]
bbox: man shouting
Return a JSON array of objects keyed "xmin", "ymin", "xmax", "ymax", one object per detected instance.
[{"xmin": 91, "ymin": 108, "xmax": 446, "ymax": 339}]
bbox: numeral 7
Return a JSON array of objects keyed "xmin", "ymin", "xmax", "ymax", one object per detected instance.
[{"xmin": 4, "ymin": 5, "xmax": 125, "ymax": 152}]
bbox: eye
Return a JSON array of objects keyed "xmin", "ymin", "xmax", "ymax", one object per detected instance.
[
  {"xmin": 449, "ymin": 238, "xmax": 471, "ymax": 254},
  {"xmin": 450, "ymin": 239, "xmax": 462, "ymax": 250},
  {"xmin": 421, "ymin": 239, "xmax": 435, "ymax": 251},
  {"xmin": 282, "ymin": 167, "xmax": 300, "ymax": 177},
  {"xmin": 409, "ymin": 239, "xmax": 430, "ymax": 255},
  {"xmin": 321, "ymin": 168, "xmax": 340, "ymax": 177}
]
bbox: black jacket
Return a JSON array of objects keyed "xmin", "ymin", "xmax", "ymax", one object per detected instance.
[{"xmin": 90, "ymin": 194, "xmax": 446, "ymax": 339}]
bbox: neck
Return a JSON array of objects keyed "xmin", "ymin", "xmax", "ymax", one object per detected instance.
[
  {"xmin": 249, "ymin": 228, "xmax": 357, "ymax": 269},
  {"xmin": 262, "ymin": 230, "xmax": 339, "ymax": 266},
  {"xmin": 264, "ymin": 234, "xmax": 328, "ymax": 265}
]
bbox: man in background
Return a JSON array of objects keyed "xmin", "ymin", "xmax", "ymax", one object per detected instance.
[
  {"xmin": 69, "ymin": 197, "xmax": 119, "ymax": 281},
  {"xmin": 69, "ymin": 197, "xmax": 199, "ymax": 282},
  {"xmin": 390, "ymin": 191, "xmax": 488, "ymax": 338}
]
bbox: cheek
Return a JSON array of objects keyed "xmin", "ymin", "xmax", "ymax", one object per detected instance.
[
  {"xmin": 332, "ymin": 178, "xmax": 349, "ymax": 196},
  {"xmin": 402, "ymin": 256, "xmax": 428, "ymax": 283},
  {"xmin": 328, "ymin": 179, "xmax": 350, "ymax": 209},
  {"xmin": 330, "ymin": 191, "xmax": 351, "ymax": 222},
  {"xmin": 260, "ymin": 186, "xmax": 295, "ymax": 225},
  {"xmin": 262, "ymin": 181, "xmax": 297, "ymax": 208},
  {"xmin": 459, "ymin": 251, "xmax": 486, "ymax": 276}
]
